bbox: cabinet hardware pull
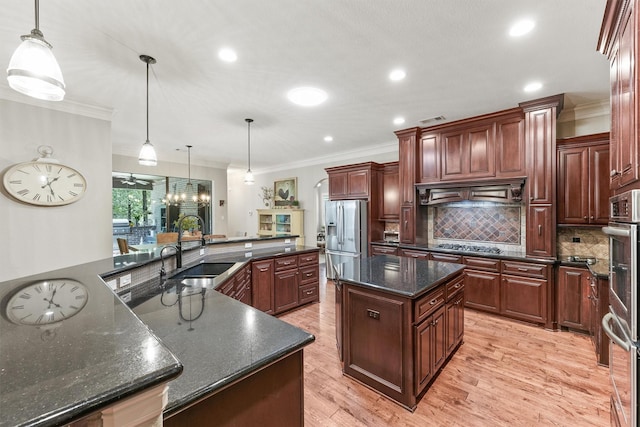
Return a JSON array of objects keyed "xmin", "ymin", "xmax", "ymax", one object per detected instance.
[
  {"xmin": 590, "ymin": 216, "xmax": 594, "ymax": 220},
  {"xmin": 306, "ymin": 273, "xmax": 312, "ymax": 277},
  {"xmin": 530, "ymin": 196, "xmax": 534, "ymax": 201},
  {"xmin": 517, "ymin": 267, "xmax": 528, "ymax": 272},
  {"xmin": 610, "ymin": 169, "xmax": 618, "ymax": 177},
  {"xmin": 429, "ymin": 299, "xmax": 437, "ymax": 305},
  {"xmin": 367, "ymin": 309, "xmax": 380, "ymax": 320},
  {"xmin": 305, "ymin": 290, "xmax": 313, "ymax": 295},
  {"xmin": 454, "ymin": 283, "xmax": 461, "ymax": 288},
  {"xmin": 259, "ymin": 268, "xmax": 269, "ymax": 272},
  {"xmin": 404, "ymin": 220, "xmax": 408, "ymax": 230},
  {"xmin": 583, "ymin": 216, "xmax": 588, "ymax": 220},
  {"xmin": 538, "ymin": 225, "xmax": 542, "ymax": 235}
]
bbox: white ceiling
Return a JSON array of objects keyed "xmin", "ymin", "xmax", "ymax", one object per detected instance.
[{"xmin": 0, "ymin": 0, "xmax": 610, "ymax": 172}]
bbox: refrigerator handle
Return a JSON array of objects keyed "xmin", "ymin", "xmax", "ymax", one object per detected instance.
[
  {"xmin": 602, "ymin": 312, "xmax": 631, "ymax": 351},
  {"xmin": 338, "ymin": 204, "xmax": 343, "ymax": 244}
]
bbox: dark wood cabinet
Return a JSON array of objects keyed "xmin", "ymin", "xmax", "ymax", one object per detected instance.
[
  {"xmin": 496, "ymin": 113, "xmax": 526, "ymax": 177},
  {"xmin": 441, "ymin": 123, "xmax": 495, "ymax": 181},
  {"xmin": 381, "ymin": 161, "xmax": 400, "ymax": 220},
  {"xmin": 399, "ymin": 205, "xmax": 415, "ymax": 245},
  {"xmin": 557, "ymin": 266, "xmax": 591, "ymax": 332},
  {"xmin": 429, "ymin": 252, "xmax": 462, "ymax": 264},
  {"xmin": 521, "ymin": 95, "xmax": 563, "ymax": 259},
  {"xmin": 415, "ymin": 305, "xmax": 446, "ymax": 396},
  {"xmin": 500, "ymin": 261, "xmax": 550, "ymax": 325},
  {"xmin": 419, "ymin": 133, "xmax": 439, "ymax": 183},
  {"xmin": 600, "ymin": 0, "xmax": 639, "ymax": 193},
  {"xmin": 557, "ymin": 134, "xmax": 610, "ymax": 226},
  {"xmin": 398, "ymin": 247, "xmax": 429, "ymax": 260},
  {"xmin": 396, "ymin": 128, "xmax": 420, "ymax": 245},
  {"xmin": 371, "ymin": 244, "xmax": 399, "ymax": 256},
  {"xmin": 445, "ymin": 275, "xmax": 465, "ymax": 355},
  {"xmin": 252, "ymin": 259, "xmax": 274, "ymax": 314},
  {"xmin": 589, "ymin": 272, "xmax": 610, "ymax": 366},
  {"xmin": 274, "ymin": 268, "xmax": 299, "ymax": 314},
  {"xmin": 326, "ymin": 163, "xmax": 375, "ymax": 200},
  {"xmin": 464, "ymin": 269, "xmax": 501, "ymax": 314}
]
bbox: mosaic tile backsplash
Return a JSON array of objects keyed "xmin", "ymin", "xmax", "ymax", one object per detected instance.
[{"xmin": 433, "ymin": 204, "xmax": 521, "ymax": 244}]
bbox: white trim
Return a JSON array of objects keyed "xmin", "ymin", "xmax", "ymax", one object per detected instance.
[
  {"xmin": 0, "ymin": 85, "xmax": 113, "ymax": 121},
  {"xmin": 558, "ymin": 99, "xmax": 610, "ymax": 123}
]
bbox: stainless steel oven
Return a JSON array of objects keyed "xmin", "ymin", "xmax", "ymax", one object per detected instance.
[{"xmin": 602, "ymin": 189, "xmax": 640, "ymax": 427}]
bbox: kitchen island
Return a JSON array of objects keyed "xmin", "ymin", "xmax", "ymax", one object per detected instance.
[
  {"xmin": 335, "ymin": 255, "xmax": 465, "ymax": 411},
  {"xmin": 0, "ymin": 240, "xmax": 315, "ymax": 426}
]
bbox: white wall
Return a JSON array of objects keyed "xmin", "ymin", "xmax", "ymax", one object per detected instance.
[
  {"xmin": 227, "ymin": 149, "xmax": 398, "ymax": 245},
  {"xmin": 0, "ymin": 99, "xmax": 112, "ymax": 281},
  {"xmin": 112, "ymin": 154, "xmax": 229, "ymax": 236}
]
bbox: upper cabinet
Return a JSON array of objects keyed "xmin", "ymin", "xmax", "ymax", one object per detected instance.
[
  {"xmin": 441, "ymin": 122, "xmax": 495, "ymax": 180},
  {"xmin": 557, "ymin": 133, "xmax": 610, "ymax": 226},
  {"xmin": 599, "ymin": 0, "xmax": 640, "ymax": 193},
  {"xmin": 410, "ymin": 108, "xmax": 526, "ymax": 186},
  {"xmin": 380, "ymin": 162, "xmax": 399, "ymax": 220}
]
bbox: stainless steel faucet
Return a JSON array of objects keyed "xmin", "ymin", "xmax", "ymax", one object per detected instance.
[
  {"xmin": 176, "ymin": 214, "xmax": 206, "ymax": 269},
  {"xmin": 159, "ymin": 245, "xmax": 178, "ymax": 283}
]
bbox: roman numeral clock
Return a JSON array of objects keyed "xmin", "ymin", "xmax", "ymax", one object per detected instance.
[{"xmin": 2, "ymin": 146, "xmax": 87, "ymax": 206}]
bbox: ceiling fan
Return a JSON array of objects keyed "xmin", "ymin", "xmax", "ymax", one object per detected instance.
[{"xmin": 119, "ymin": 173, "xmax": 149, "ymax": 186}]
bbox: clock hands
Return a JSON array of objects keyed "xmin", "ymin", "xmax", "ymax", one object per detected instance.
[
  {"xmin": 43, "ymin": 288, "xmax": 61, "ymax": 309},
  {"xmin": 41, "ymin": 176, "xmax": 60, "ymax": 197}
]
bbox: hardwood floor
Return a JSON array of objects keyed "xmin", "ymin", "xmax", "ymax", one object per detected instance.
[{"xmin": 279, "ymin": 264, "xmax": 611, "ymax": 426}]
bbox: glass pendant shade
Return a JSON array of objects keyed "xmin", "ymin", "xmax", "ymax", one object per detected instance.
[
  {"xmin": 138, "ymin": 140, "xmax": 157, "ymax": 166},
  {"xmin": 244, "ymin": 170, "xmax": 255, "ymax": 185},
  {"xmin": 7, "ymin": 31, "xmax": 65, "ymax": 101}
]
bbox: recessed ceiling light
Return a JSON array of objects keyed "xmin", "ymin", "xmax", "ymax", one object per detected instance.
[
  {"xmin": 523, "ymin": 81, "xmax": 543, "ymax": 92},
  {"xmin": 287, "ymin": 87, "xmax": 328, "ymax": 107},
  {"xmin": 389, "ymin": 69, "xmax": 406, "ymax": 81},
  {"xmin": 393, "ymin": 117, "xmax": 406, "ymax": 125},
  {"xmin": 324, "ymin": 136, "xmax": 333, "ymax": 142},
  {"xmin": 509, "ymin": 19, "xmax": 535, "ymax": 37},
  {"xmin": 218, "ymin": 48, "xmax": 238, "ymax": 62}
]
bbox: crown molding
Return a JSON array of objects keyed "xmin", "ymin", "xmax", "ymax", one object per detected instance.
[
  {"xmin": 558, "ymin": 99, "xmax": 610, "ymax": 123},
  {"xmin": 0, "ymin": 85, "xmax": 113, "ymax": 121}
]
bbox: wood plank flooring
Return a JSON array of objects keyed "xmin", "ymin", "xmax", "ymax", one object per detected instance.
[{"xmin": 279, "ymin": 264, "xmax": 611, "ymax": 426}]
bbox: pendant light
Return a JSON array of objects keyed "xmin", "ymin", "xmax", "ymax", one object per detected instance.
[
  {"xmin": 244, "ymin": 118, "xmax": 255, "ymax": 185},
  {"xmin": 138, "ymin": 54, "xmax": 157, "ymax": 166},
  {"xmin": 163, "ymin": 145, "xmax": 210, "ymax": 207},
  {"xmin": 7, "ymin": 0, "xmax": 65, "ymax": 101}
]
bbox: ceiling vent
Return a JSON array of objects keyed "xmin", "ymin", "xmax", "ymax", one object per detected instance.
[{"xmin": 419, "ymin": 115, "xmax": 446, "ymax": 125}]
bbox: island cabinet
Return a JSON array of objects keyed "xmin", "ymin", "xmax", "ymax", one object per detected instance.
[
  {"xmin": 557, "ymin": 134, "xmax": 610, "ymax": 226},
  {"xmin": 557, "ymin": 266, "xmax": 591, "ymax": 332},
  {"xmin": 599, "ymin": 0, "xmax": 640, "ymax": 193},
  {"xmin": 252, "ymin": 259, "xmax": 275, "ymax": 314},
  {"xmin": 217, "ymin": 263, "xmax": 252, "ymax": 306},
  {"xmin": 340, "ymin": 257, "xmax": 465, "ymax": 411}
]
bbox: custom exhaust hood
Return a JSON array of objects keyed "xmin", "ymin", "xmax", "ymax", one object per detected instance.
[{"xmin": 416, "ymin": 178, "xmax": 526, "ymax": 205}]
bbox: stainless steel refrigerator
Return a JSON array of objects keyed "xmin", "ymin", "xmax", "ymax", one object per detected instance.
[{"xmin": 325, "ymin": 200, "xmax": 367, "ymax": 280}]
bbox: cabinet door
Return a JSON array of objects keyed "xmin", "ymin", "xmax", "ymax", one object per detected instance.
[
  {"xmin": 557, "ymin": 266, "xmax": 590, "ymax": 331},
  {"xmin": 431, "ymin": 306, "xmax": 447, "ymax": 375},
  {"xmin": 591, "ymin": 144, "xmax": 611, "ymax": 224},
  {"xmin": 251, "ymin": 260, "xmax": 274, "ymax": 314},
  {"xmin": 496, "ymin": 115, "xmax": 525, "ymax": 177},
  {"xmin": 464, "ymin": 270, "xmax": 501, "ymax": 313},
  {"xmin": 611, "ymin": 4, "xmax": 639, "ymax": 189},
  {"xmin": 398, "ymin": 131, "xmax": 418, "ymax": 204},
  {"xmin": 501, "ymin": 275, "xmax": 547, "ymax": 324},
  {"xmin": 526, "ymin": 108, "xmax": 555, "ymax": 204},
  {"xmin": 441, "ymin": 130, "xmax": 465, "ymax": 180},
  {"xmin": 419, "ymin": 133, "xmax": 439, "ymax": 183},
  {"xmin": 468, "ymin": 124, "xmax": 495, "ymax": 177},
  {"xmin": 274, "ymin": 269, "xmax": 299, "ymax": 314},
  {"xmin": 399, "ymin": 205, "xmax": 415, "ymax": 244},
  {"xmin": 329, "ymin": 171, "xmax": 348, "ymax": 200},
  {"xmin": 414, "ymin": 315, "xmax": 434, "ymax": 394},
  {"xmin": 446, "ymin": 293, "xmax": 464, "ymax": 355},
  {"xmin": 348, "ymin": 170, "xmax": 370, "ymax": 198},
  {"xmin": 526, "ymin": 205, "xmax": 554, "ymax": 258},
  {"xmin": 558, "ymin": 147, "xmax": 590, "ymax": 224},
  {"xmin": 382, "ymin": 164, "xmax": 400, "ymax": 219}
]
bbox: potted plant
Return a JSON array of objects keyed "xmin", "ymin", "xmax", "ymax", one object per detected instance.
[{"xmin": 173, "ymin": 213, "xmax": 200, "ymax": 233}]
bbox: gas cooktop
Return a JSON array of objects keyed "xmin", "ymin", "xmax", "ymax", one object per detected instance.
[{"xmin": 436, "ymin": 243, "xmax": 502, "ymax": 254}]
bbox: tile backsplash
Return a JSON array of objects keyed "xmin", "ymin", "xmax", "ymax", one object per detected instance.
[
  {"xmin": 557, "ymin": 227, "xmax": 609, "ymax": 261},
  {"xmin": 429, "ymin": 203, "xmax": 525, "ymax": 252}
]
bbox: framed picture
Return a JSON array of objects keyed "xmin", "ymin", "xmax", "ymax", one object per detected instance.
[{"xmin": 274, "ymin": 177, "xmax": 297, "ymax": 206}]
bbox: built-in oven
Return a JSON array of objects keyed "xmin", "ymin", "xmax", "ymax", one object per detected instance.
[{"xmin": 602, "ymin": 189, "xmax": 640, "ymax": 427}]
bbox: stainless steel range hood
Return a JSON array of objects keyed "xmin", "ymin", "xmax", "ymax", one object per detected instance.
[{"xmin": 416, "ymin": 177, "xmax": 526, "ymax": 205}]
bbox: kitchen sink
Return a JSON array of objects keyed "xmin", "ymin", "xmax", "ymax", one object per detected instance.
[{"xmin": 170, "ymin": 262, "xmax": 237, "ymax": 279}]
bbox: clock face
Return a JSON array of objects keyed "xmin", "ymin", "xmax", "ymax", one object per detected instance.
[
  {"xmin": 6, "ymin": 279, "xmax": 89, "ymax": 326},
  {"xmin": 3, "ymin": 161, "xmax": 87, "ymax": 206}
]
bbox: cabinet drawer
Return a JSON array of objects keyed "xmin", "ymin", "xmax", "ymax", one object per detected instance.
[
  {"xmin": 299, "ymin": 265, "xmax": 319, "ymax": 285},
  {"xmin": 299, "ymin": 284, "xmax": 319, "ymax": 304},
  {"xmin": 219, "ymin": 277, "xmax": 235, "ymax": 297},
  {"xmin": 501, "ymin": 260, "xmax": 548, "ymax": 279},
  {"xmin": 414, "ymin": 287, "xmax": 446, "ymax": 324},
  {"xmin": 399, "ymin": 248, "xmax": 429, "ymax": 260},
  {"xmin": 298, "ymin": 251, "xmax": 319, "ymax": 266},
  {"xmin": 371, "ymin": 245, "xmax": 399, "ymax": 256},
  {"xmin": 446, "ymin": 275, "xmax": 465, "ymax": 300},
  {"xmin": 463, "ymin": 256, "xmax": 500, "ymax": 272},
  {"xmin": 275, "ymin": 255, "xmax": 298, "ymax": 271},
  {"xmin": 430, "ymin": 253, "xmax": 462, "ymax": 264}
]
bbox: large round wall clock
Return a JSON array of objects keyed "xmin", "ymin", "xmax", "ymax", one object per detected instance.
[
  {"xmin": 6, "ymin": 279, "xmax": 89, "ymax": 326},
  {"xmin": 3, "ymin": 156, "xmax": 87, "ymax": 206}
]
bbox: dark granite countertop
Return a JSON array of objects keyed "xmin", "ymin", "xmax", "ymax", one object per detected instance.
[
  {"xmin": 336, "ymin": 255, "xmax": 465, "ymax": 298},
  {"xmin": 0, "ymin": 244, "xmax": 317, "ymax": 426},
  {"xmin": 0, "ymin": 260, "xmax": 183, "ymax": 427}
]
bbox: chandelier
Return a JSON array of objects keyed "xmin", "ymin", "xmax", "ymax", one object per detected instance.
[{"xmin": 162, "ymin": 145, "xmax": 210, "ymax": 207}]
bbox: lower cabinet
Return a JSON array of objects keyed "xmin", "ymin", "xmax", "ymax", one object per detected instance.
[
  {"xmin": 589, "ymin": 272, "xmax": 610, "ymax": 366},
  {"xmin": 252, "ymin": 260, "xmax": 275, "ymax": 314},
  {"xmin": 371, "ymin": 243, "xmax": 399, "ymax": 256},
  {"xmin": 342, "ymin": 271, "xmax": 464, "ymax": 410},
  {"xmin": 501, "ymin": 274, "xmax": 547, "ymax": 324},
  {"xmin": 464, "ymin": 269, "xmax": 501, "ymax": 313},
  {"xmin": 274, "ymin": 256, "xmax": 300, "ymax": 314},
  {"xmin": 557, "ymin": 266, "xmax": 591, "ymax": 332}
]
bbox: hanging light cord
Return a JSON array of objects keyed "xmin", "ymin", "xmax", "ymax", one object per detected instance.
[
  {"xmin": 187, "ymin": 145, "xmax": 192, "ymax": 183},
  {"xmin": 146, "ymin": 60, "xmax": 150, "ymax": 143},
  {"xmin": 246, "ymin": 118, "xmax": 253, "ymax": 171},
  {"xmin": 34, "ymin": 0, "xmax": 40, "ymax": 32}
]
